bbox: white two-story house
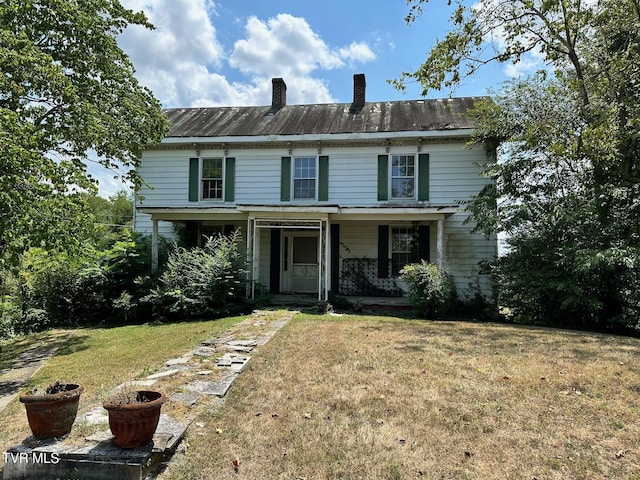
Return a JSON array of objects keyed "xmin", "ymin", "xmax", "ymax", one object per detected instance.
[{"xmin": 134, "ymin": 74, "xmax": 496, "ymax": 302}]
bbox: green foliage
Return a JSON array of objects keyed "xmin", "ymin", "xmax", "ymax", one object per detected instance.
[
  {"xmin": 0, "ymin": 0, "xmax": 168, "ymax": 267},
  {"xmin": 399, "ymin": 0, "xmax": 640, "ymax": 332},
  {"xmin": 400, "ymin": 261, "xmax": 457, "ymax": 318},
  {"xmin": 0, "ymin": 231, "xmax": 160, "ymax": 337},
  {"xmin": 147, "ymin": 231, "xmax": 248, "ymax": 321}
]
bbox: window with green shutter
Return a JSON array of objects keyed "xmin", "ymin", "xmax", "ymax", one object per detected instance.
[
  {"xmin": 188, "ymin": 156, "xmax": 235, "ymax": 202},
  {"xmin": 377, "ymin": 153, "xmax": 429, "ymax": 202}
]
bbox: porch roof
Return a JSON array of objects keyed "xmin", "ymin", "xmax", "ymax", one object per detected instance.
[{"xmin": 138, "ymin": 204, "xmax": 459, "ymax": 222}]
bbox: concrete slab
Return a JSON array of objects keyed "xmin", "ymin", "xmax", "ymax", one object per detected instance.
[
  {"xmin": 193, "ymin": 346, "xmax": 216, "ymax": 357},
  {"xmin": 3, "ymin": 415, "xmax": 189, "ymax": 480},
  {"xmin": 165, "ymin": 357, "xmax": 192, "ymax": 366},
  {"xmin": 146, "ymin": 368, "xmax": 182, "ymax": 379},
  {"xmin": 227, "ymin": 339, "xmax": 257, "ymax": 347},
  {"xmin": 170, "ymin": 391, "xmax": 200, "ymax": 407},
  {"xmin": 81, "ymin": 406, "xmax": 109, "ymax": 425},
  {"xmin": 186, "ymin": 379, "xmax": 235, "ymax": 397}
]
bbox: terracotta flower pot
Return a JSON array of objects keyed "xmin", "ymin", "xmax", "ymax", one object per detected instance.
[
  {"xmin": 103, "ymin": 390, "xmax": 165, "ymax": 448},
  {"xmin": 19, "ymin": 383, "xmax": 84, "ymax": 439}
]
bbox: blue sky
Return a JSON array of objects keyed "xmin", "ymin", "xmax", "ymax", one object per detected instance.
[{"xmin": 94, "ymin": 0, "xmax": 535, "ymax": 195}]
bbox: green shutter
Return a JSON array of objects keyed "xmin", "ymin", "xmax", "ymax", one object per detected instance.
[
  {"xmin": 377, "ymin": 154, "xmax": 388, "ymax": 201},
  {"xmin": 188, "ymin": 157, "xmax": 199, "ymax": 202},
  {"xmin": 224, "ymin": 157, "xmax": 235, "ymax": 202},
  {"xmin": 281, "ymin": 156, "xmax": 291, "ymax": 201},
  {"xmin": 377, "ymin": 225, "xmax": 389, "ymax": 278},
  {"xmin": 418, "ymin": 225, "xmax": 430, "ymax": 262},
  {"xmin": 318, "ymin": 155, "xmax": 329, "ymax": 201},
  {"xmin": 418, "ymin": 153, "xmax": 430, "ymax": 201}
]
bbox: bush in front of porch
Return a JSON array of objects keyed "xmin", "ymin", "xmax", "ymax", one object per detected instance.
[
  {"xmin": 400, "ymin": 261, "xmax": 457, "ymax": 318},
  {"xmin": 146, "ymin": 231, "xmax": 247, "ymax": 320}
]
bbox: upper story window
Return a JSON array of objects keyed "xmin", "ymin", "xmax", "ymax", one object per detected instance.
[
  {"xmin": 293, "ymin": 157, "xmax": 316, "ymax": 200},
  {"xmin": 378, "ymin": 153, "xmax": 428, "ymax": 202},
  {"xmin": 202, "ymin": 157, "xmax": 223, "ymax": 200},
  {"xmin": 391, "ymin": 154, "xmax": 415, "ymax": 199}
]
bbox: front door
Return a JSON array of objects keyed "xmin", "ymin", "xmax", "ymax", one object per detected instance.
[{"xmin": 281, "ymin": 234, "xmax": 318, "ymax": 293}]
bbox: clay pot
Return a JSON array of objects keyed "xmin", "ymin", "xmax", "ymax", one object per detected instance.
[
  {"xmin": 19, "ymin": 384, "xmax": 84, "ymax": 439},
  {"xmin": 103, "ymin": 390, "xmax": 165, "ymax": 448}
]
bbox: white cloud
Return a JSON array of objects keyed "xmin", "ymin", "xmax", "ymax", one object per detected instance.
[
  {"xmin": 118, "ymin": 5, "xmax": 375, "ymax": 107},
  {"xmin": 338, "ymin": 42, "xmax": 377, "ymax": 64},
  {"xmin": 231, "ymin": 14, "xmax": 346, "ymax": 77}
]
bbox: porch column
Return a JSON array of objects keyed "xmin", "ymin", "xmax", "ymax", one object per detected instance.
[
  {"xmin": 252, "ymin": 221, "xmax": 260, "ymax": 300},
  {"xmin": 436, "ymin": 219, "xmax": 444, "ymax": 267},
  {"xmin": 151, "ymin": 219, "xmax": 159, "ymax": 272},
  {"xmin": 324, "ymin": 219, "xmax": 330, "ymax": 301}
]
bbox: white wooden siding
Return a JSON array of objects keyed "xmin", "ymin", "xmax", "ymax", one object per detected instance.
[
  {"xmin": 134, "ymin": 142, "xmax": 496, "ymax": 300},
  {"xmin": 135, "ymin": 144, "xmax": 490, "ymax": 209}
]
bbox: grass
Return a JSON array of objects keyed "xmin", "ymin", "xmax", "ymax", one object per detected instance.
[
  {"xmin": 2, "ymin": 312, "xmax": 640, "ymax": 479},
  {"xmin": 158, "ymin": 313, "xmax": 640, "ymax": 480},
  {"xmin": 0, "ymin": 315, "xmax": 245, "ymax": 455}
]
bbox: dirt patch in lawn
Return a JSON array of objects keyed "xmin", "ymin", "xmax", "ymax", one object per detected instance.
[{"xmin": 160, "ymin": 314, "xmax": 640, "ymax": 480}]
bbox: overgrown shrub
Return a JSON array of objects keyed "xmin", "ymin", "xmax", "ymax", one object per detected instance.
[
  {"xmin": 147, "ymin": 231, "xmax": 247, "ymax": 320},
  {"xmin": 400, "ymin": 261, "xmax": 457, "ymax": 318},
  {"xmin": 1, "ymin": 231, "xmax": 160, "ymax": 334}
]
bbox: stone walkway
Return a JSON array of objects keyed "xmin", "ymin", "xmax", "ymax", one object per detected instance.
[
  {"xmin": 0, "ymin": 333, "xmax": 70, "ymax": 414},
  {"xmin": 3, "ymin": 309, "xmax": 295, "ymax": 480}
]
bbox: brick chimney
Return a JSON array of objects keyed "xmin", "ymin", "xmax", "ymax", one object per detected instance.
[
  {"xmin": 350, "ymin": 73, "xmax": 366, "ymax": 113},
  {"xmin": 271, "ymin": 78, "xmax": 287, "ymax": 109}
]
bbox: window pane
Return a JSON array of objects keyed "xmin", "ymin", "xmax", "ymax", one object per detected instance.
[
  {"xmin": 392, "ymin": 253, "xmax": 411, "ymax": 276},
  {"xmin": 392, "ymin": 227, "xmax": 414, "ymax": 276},
  {"xmin": 391, "ymin": 178, "xmax": 414, "ymax": 198},
  {"xmin": 203, "ymin": 179, "xmax": 222, "ymax": 199},
  {"xmin": 202, "ymin": 158, "xmax": 222, "ymax": 178},
  {"xmin": 202, "ymin": 158, "xmax": 223, "ymax": 200},
  {"xmin": 293, "ymin": 237, "xmax": 318, "ymax": 264},
  {"xmin": 293, "ymin": 157, "xmax": 316, "ymax": 199},
  {"xmin": 390, "ymin": 155, "xmax": 415, "ymax": 199},
  {"xmin": 294, "ymin": 179, "xmax": 315, "ymax": 199}
]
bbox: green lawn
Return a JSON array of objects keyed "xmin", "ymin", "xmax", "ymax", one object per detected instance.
[{"xmin": 0, "ymin": 315, "xmax": 246, "ymax": 454}]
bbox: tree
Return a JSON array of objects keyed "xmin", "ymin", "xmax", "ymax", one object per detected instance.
[
  {"xmin": 0, "ymin": 0, "xmax": 168, "ymax": 268},
  {"xmin": 398, "ymin": 0, "xmax": 640, "ymax": 329}
]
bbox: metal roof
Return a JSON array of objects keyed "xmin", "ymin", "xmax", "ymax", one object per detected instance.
[{"xmin": 164, "ymin": 97, "xmax": 485, "ymax": 138}]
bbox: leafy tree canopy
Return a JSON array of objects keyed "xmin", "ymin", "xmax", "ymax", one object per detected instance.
[
  {"xmin": 0, "ymin": 0, "xmax": 168, "ymax": 267},
  {"xmin": 398, "ymin": 0, "xmax": 640, "ymax": 329}
]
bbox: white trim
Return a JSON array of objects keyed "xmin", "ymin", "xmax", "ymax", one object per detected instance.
[
  {"xmin": 160, "ymin": 129, "xmax": 475, "ymax": 145},
  {"xmin": 200, "ymin": 156, "xmax": 225, "ymax": 202},
  {"xmin": 292, "ymin": 156, "xmax": 318, "ymax": 201},
  {"xmin": 389, "ymin": 153, "xmax": 417, "ymax": 201}
]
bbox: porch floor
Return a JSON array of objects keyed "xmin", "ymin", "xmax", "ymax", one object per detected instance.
[{"xmin": 268, "ymin": 294, "xmax": 411, "ymax": 309}]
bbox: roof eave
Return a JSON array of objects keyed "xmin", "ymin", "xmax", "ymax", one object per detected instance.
[{"xmin": 159, "ymin": 129, "xmax": 476, "ymax": 145}]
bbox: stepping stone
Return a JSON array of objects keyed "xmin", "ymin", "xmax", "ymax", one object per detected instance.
[
  {"xmin": 230, "ymin": 345, "xmax": 253, "ymax": 353},
  {"xmin": 166, "ymin": 357, "xmax": 191, "ymax": 366},
  {"xmin": 186, "ymin": 379, "xmax": 235, "ymax": 397},
  {"xmin": 82, "ymin": 407, "xmax": 109, "ymax": 425},
  {"xmin": 170, "ymin": 391, "xmax": 200, "ymax": 407},
  {"xmin": 146, "ymin": 368, "xmax": 181, "ymax": 379},
  {"xmin": 128, "ymin": 379, "xmax": 157, "ymax": 387},
  {"xmin": 227, "ymin": 339, "xmax": 257, "ymax": 347},
  {"xmin": 193, "ymin": 346, "xmax": 216, "ymax": 357},
  {"xmin": 201, "ymin": 337, "xmax": 232, "ymax": 346}
]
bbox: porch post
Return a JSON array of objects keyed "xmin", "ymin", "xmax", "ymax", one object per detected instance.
[
  {"xmin": 436, "ymin": 218, "xmax": 444, "ymax": 267},
  {"xmin": 151, "ymin": 219, "xmax": 159, "ymax": 272},
  {"xmin": 324, "ymin": 219, "xmax": 330, "ymax": 301},
  {"xmin": 317, "ymin": 220, "xmax": 323, "ymax": 301},
  {"xmin": 252, "ymin": 220, "xmax": 260, "ymax": 300}
]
